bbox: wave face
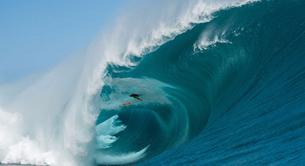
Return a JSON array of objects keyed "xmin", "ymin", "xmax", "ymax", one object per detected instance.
[{"xmin": 95, "ymin": 0, "xmax": 305, "ymax": 165}]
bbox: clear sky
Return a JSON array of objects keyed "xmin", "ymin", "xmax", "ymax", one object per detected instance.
[{"xmin": 0, "ymin": 0, "xmax": 125, "ymax": 83}]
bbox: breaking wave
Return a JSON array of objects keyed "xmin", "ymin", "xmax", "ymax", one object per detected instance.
[{"xmin": 2, "ymin": 0, "xmax": 305, "ymax": 166}]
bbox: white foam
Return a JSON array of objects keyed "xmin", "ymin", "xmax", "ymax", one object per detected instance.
[
  {"xmin": 95, "ymin": 146, "xmax": 149, "ymax": 165},
  {"xmin": 95, "ymin": 115, "xmax": 127, "ymax": 149},
  {"xmin": 194, "ymin": 29, "xmax": 232, "ymax": 51},
  {"xmin": 0, "ymin": 108, "xmax": 22, "ymax": 160},
  {"xmin": 2, "ymin": 138, "xmax": 55, "ymax": 165},
  {"xmin": 0, "ymin": 55, "xmax": 96, "ymax": 165}
]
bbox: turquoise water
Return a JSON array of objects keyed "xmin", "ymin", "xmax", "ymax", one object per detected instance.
[{"xmin": 95, "ymin": 0, "xmax": 305, "ymax": 165}]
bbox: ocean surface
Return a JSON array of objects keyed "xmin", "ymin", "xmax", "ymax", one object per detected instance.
[{"xmin": 1, "ymin": 0, "xmax": 305, "ymax": 165}]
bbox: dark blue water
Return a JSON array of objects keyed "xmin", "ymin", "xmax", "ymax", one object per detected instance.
[{"xmin": 95, "ymin": 0, "xmax": 305, "ymax": 165}]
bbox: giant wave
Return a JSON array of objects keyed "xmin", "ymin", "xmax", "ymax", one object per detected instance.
[{"xmin": 1, "ymin": 0, "xmax": 305, "ymax": 165}]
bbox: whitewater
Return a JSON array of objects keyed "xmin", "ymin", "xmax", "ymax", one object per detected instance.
[{"xmin": 2, "ymin": 0, "xmax": 305, "ymax": 165}]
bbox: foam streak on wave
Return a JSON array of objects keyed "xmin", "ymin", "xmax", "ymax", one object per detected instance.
[
  {"xmin": 95, "ymin": 147, "xmax": 149, "ymax": 165},
  {"xmin": 95, "ymin": 115, "xmax": 127, "ymax": 149}
]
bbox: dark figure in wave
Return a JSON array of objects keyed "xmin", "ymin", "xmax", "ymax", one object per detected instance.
[{"xmin": 122, "ymin": 93, "xmax": 143, "ymax": 106}]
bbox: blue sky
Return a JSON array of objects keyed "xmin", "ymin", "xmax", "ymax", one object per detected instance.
[{"xmin": 0, "ymin": 1, "xmax": 125, "ymax": 83}]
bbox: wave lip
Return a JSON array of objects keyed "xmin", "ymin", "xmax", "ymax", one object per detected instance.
[{"xmin": 124, "ymin": 0, "xmax": 259, "ymax": 59}]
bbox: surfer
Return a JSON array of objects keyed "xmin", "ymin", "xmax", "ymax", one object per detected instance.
[
  {"xmin": 122, "ymin": 93, "xmax": 143, "ymax": 106},
  {"xmin": 129, "ymin": 93, "xmax": 143, "ymax": 101}
]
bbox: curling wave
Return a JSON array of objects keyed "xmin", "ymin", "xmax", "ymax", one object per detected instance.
[
  {"xmin": 1, "ymin": 0, "xmax": 305, "ymax": 165},
  {"xmin": 94, "ymin": 0, "xmax": 261, "ymax": 165},
  {"xmin": 96, "ymin": 0, "xmax": 305, "ymax": 165}
]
